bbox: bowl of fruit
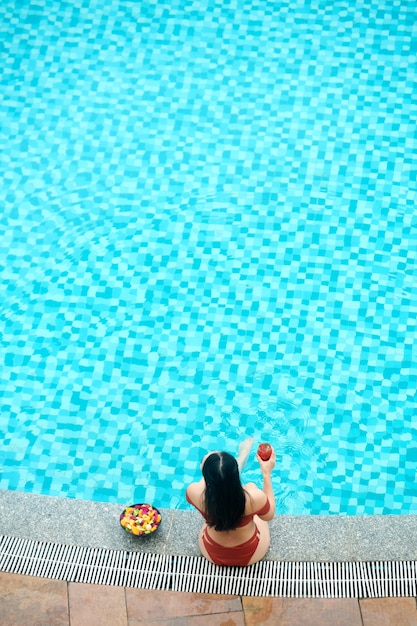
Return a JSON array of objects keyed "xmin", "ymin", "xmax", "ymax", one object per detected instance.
[{"xmin": 120, "ymin": 503, "xmax": 162, "ymax": 536}]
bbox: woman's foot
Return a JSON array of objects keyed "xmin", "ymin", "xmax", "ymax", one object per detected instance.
[{"xmin": 237, "ymin": 436, "xmax": 254, "ymax": 471}]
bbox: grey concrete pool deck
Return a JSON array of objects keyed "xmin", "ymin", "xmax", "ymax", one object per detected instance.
[{"xmin": 1, "ymin": 489, "xmax": 416, "ymax": 562}]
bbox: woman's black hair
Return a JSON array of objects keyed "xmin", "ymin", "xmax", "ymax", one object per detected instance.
[{"xmin": 202, "ymin": 452, "xmax": 246, "ymax": 531}]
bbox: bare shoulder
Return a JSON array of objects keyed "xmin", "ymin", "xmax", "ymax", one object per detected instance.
[
  {"xmin": 244, "ymin": 482, "xmax": 268, "ymax": 510},
  {"xmin": 244, "ymin": 482, "xmax": 263, "ymax": 494},
  {"xmin": 186, "ymin": 479, "xmax": 205, "ymax": 504}
]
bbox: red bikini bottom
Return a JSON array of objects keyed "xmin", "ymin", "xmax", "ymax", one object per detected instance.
[{"xmin": 202, "ymin": 526, "xmax": 260, "ymax": 567}]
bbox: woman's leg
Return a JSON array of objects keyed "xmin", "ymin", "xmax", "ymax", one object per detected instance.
[
  {"xmin": 237, "ymin": 436, "xmax": 254, "ymax": 472},
  {"xmin": 247, "ymin": 516, "xmax": 271, "ymax": 565}
]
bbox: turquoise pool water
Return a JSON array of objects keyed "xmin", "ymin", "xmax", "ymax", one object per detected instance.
[{"xmin": 1, "ymin": 0, "xmax": 416, "ymax": 514}]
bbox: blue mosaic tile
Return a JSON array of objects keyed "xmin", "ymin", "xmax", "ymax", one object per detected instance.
[{"xmin": 0, "ymin": 0, "xmax": 416, "ymax": 514}]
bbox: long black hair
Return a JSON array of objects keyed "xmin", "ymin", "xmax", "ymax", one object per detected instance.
[{"xmin": 202, "ymin": 452, "xmax": 246, "ymax": 531}]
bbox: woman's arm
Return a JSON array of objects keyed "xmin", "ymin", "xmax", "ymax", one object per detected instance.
[
  {"xmin": 257, "ymin": 448, "xmax": 276, "ymax": 521},
  {"xmin": 186, "ymin": 479, "xmax": 205, "ymax": 507}
]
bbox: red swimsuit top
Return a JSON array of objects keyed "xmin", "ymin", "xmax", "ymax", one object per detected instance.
[{"xmin": 186, "ymin": 491, "xmax": 271, "ymax": 528}]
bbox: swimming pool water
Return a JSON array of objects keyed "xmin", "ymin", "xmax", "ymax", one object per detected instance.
[{"xmin": 1, "ymin": 0, "xmax": 416, "ymax": 514}]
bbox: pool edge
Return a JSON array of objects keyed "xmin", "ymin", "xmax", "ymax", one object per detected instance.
[{"xmin": 1, "ymin": 489, "xmax": 416, "ymax": 562}]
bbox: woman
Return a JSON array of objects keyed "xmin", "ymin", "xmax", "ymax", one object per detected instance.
[{"xmin": 186, "ymin": 443, "xmax": 276, "ymax": 567}]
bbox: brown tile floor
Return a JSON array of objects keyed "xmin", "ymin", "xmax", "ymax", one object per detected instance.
[{"xmin": 0, "ymin": 572, "xmax": 416, "ymax": 626}]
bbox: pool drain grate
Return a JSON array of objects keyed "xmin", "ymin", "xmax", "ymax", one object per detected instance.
[{"xmin": 1, "ymin": 535, "xmax": 416, "ymax": 598}]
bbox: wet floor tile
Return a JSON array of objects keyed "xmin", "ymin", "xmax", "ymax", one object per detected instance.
[
  {"xmin": 128, "ymin": 614, "xmax": 245, "ymax": 625},
  {"xmin": 68, "ymin": 582, "xmax": 127, "ymax": 626},
  {"xmin": 0, "ymin": 572, "xmax": 69, "ymax": 626},
  {"xmin": 360, "ymin": 597, "xmax": 417, "ymax": 626},
  {"xmin": 242, "ymin": 596, "xmax": 363, "ymax": 626},
  {"xmin": 126, "ymin": 589, "xmax": 242, "ymax": 621}
]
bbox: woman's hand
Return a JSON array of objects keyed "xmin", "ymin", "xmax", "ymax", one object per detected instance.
[{"xmin": 256, "ymin": 447, "xmax": 276, "ymax": 474}]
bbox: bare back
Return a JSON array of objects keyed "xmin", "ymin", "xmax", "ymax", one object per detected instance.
[{"xmin": 186, "ymin": 480, "xmax": 270, "ymax": 547}]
